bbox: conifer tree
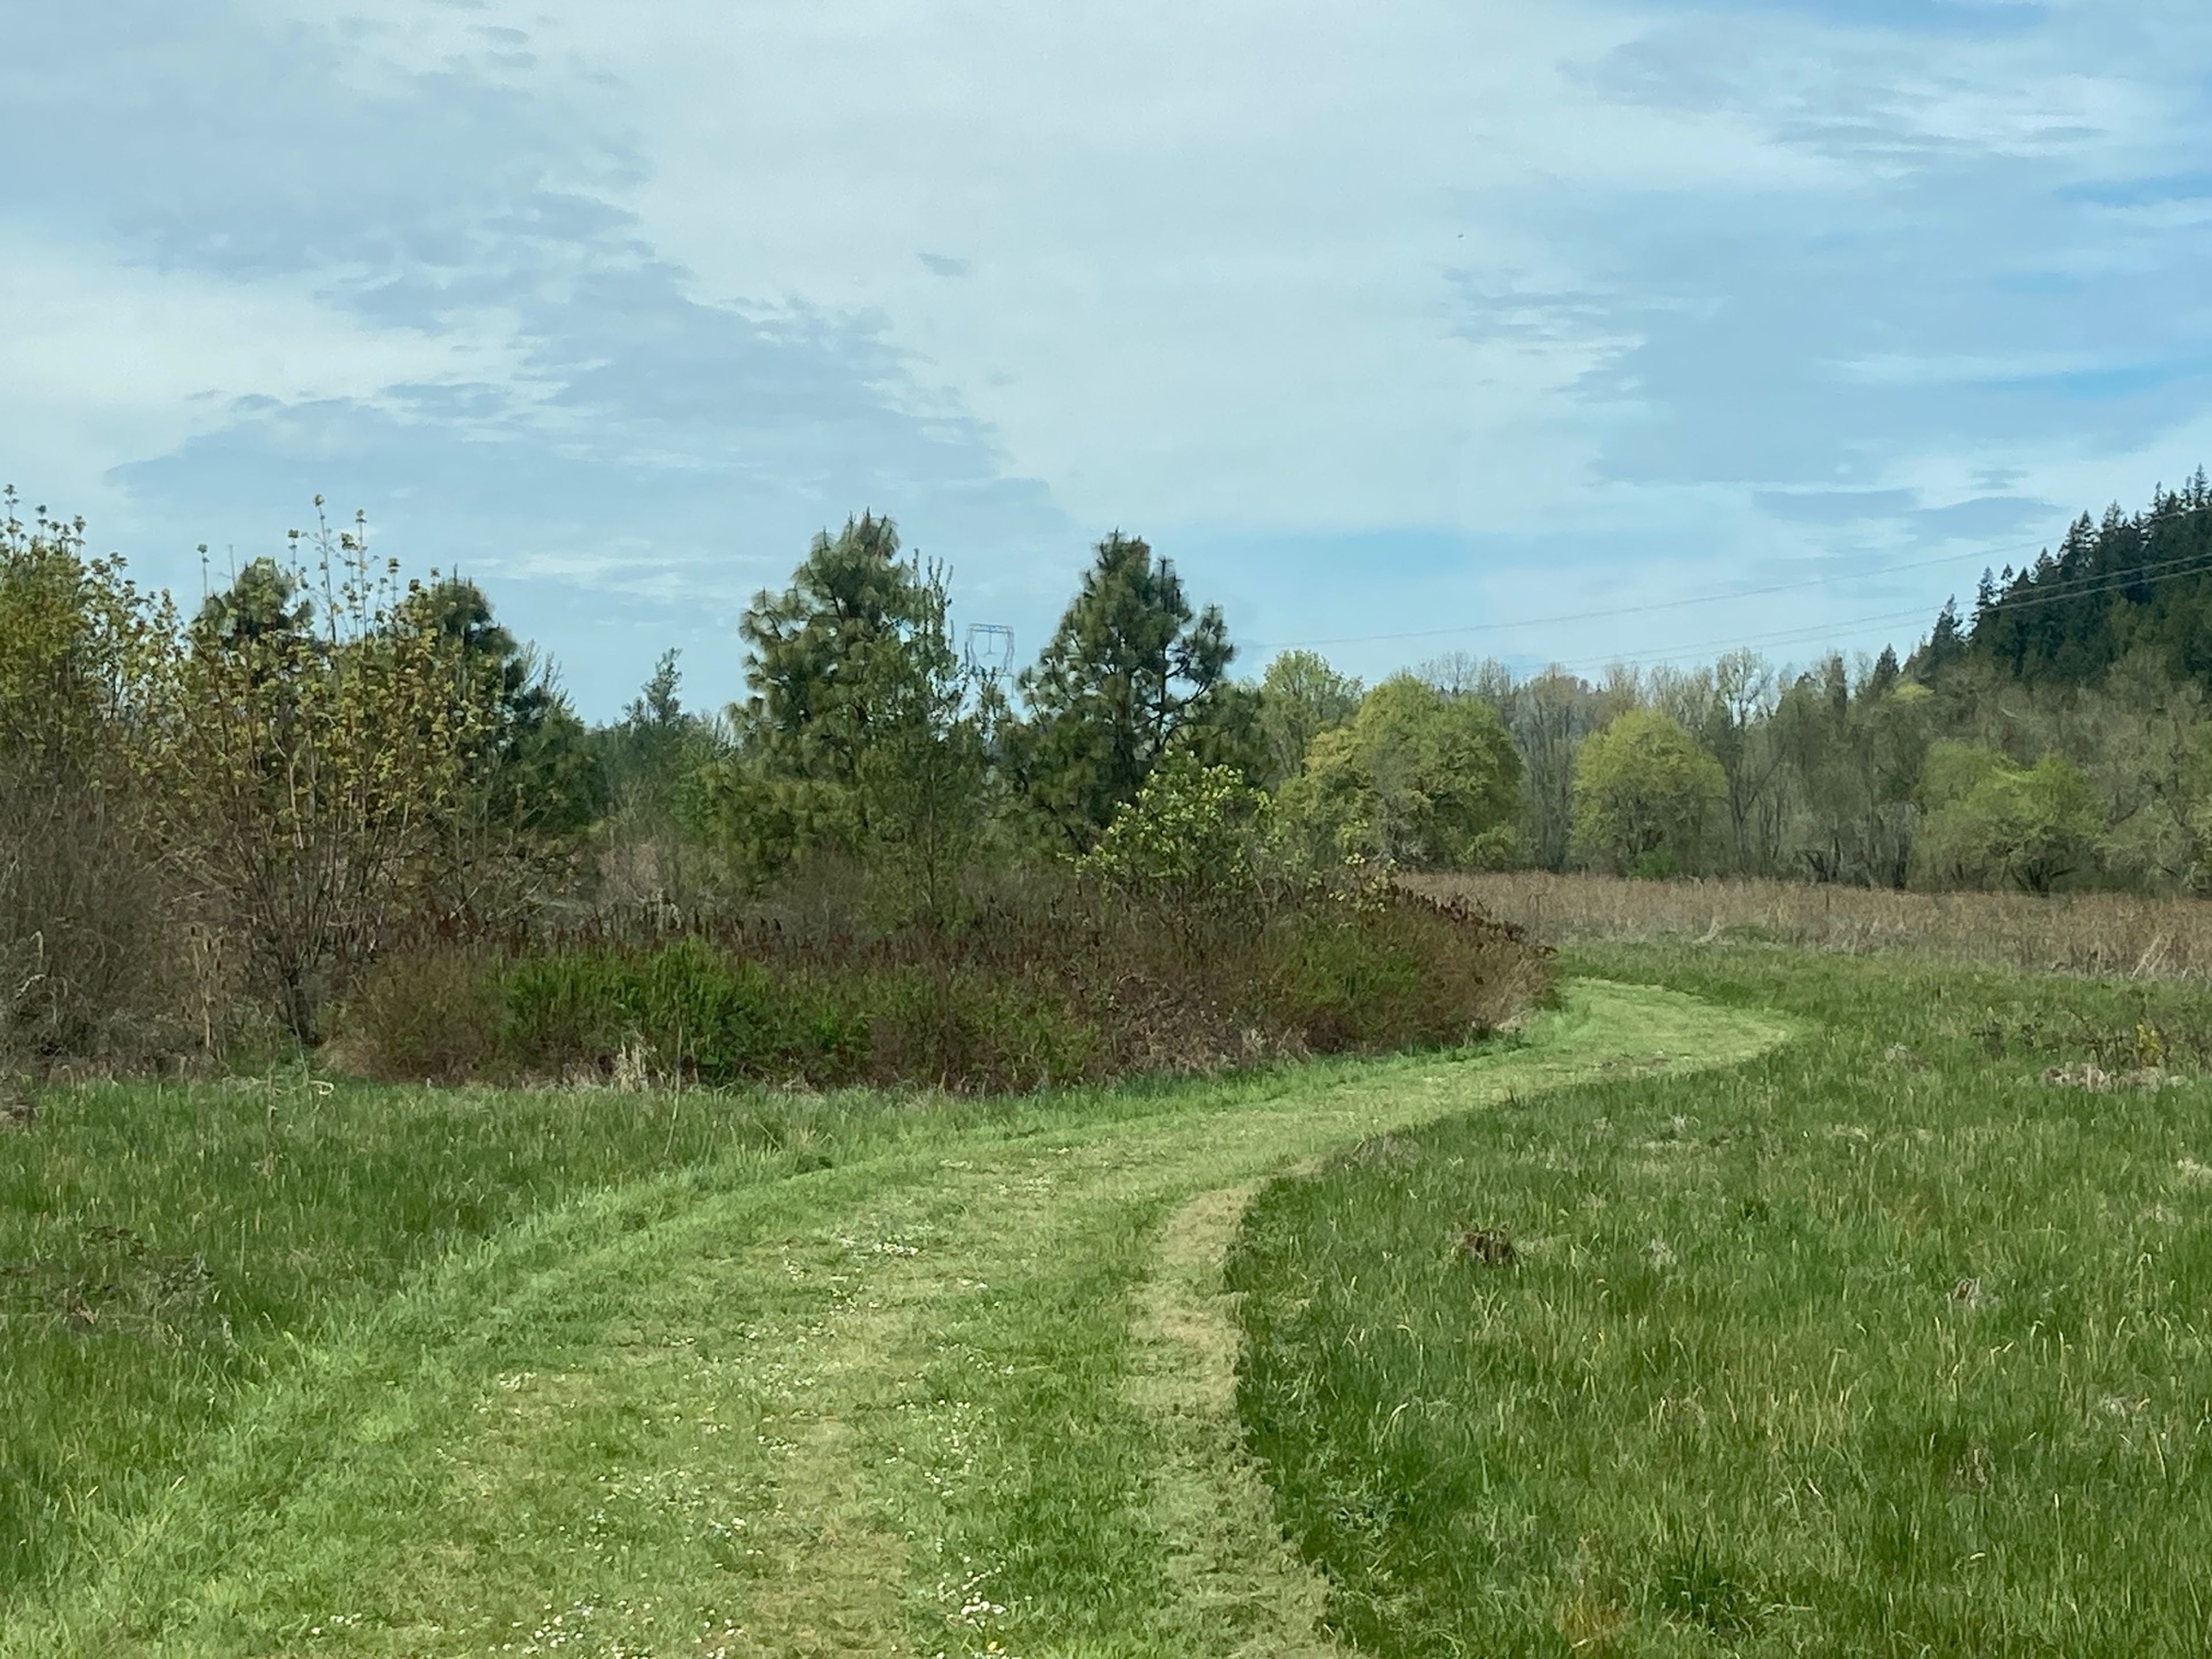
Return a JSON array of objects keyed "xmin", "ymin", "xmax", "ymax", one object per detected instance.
[{"xmin": 1014, "ymin": 531, "xmax": 1237, "ymax": 847}]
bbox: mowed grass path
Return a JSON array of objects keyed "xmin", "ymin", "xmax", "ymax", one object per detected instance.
[
  {"xmin": 1233, "ymin": 946, "xmax": 2212, "ymax": 1657},
  {"xmin": 1, "ymin": 982, "xmax": 1785, "ymax": 1657}
]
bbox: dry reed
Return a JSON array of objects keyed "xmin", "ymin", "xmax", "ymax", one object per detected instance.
[{"xmin": 1411, "ymin": 870, "xmax": 2212, "ymax": 981}]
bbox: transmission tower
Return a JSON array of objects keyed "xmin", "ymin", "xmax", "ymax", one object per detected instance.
[{"xmin": 964, "ymin": 623, "xmax": 1016, "ymax": 677}]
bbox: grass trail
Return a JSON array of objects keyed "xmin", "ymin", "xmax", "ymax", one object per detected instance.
[{"xmin": 5, "ymin": 982, "xmax": 1787, "ymax": 1657}]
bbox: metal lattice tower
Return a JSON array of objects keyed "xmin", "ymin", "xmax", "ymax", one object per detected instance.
[{"xmin": 964, "ymin": 623, "xmax": 1016, "ymax": 677}]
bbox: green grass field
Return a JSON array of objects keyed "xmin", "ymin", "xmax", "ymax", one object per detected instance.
[
  {"xmin": 6, "ymin": 945, "xmax": 2210, "ymax": 1654},
  {"xmin": 1233, "ymin": 945, "xmax": 2212, "ymax": 1657},
  {"xmin": 0, "ymin": 978, "xmax": 1780, "ymax": 1655}
]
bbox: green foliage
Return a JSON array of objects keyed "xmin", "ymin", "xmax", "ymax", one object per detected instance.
[
  {"xmin": 0, "ymin": 493, "xmax": 184, "ymax": 1060},
  {"xmin": 1488, "ymin": 665, "xmax": 1622, "ymax": 873},
  {"xmin": 335, "ymin": 876, "xmax": 1549, "ymax": 1094},
  {"xmin": 1014, "ymin": 531, "xmax": 1239, "ymax": 847},
  {"xmin": 1279, "ymin": 675, "xmax": 1521, "ymax": 872},
  {"xmin": 1916, "ymin": 741, "xmax": 2101, "ymax": 892},
  {"xmin": 706, "ymin": 517, "xmax": 987, "ymax": 922},
  {"xmin": 188, "ymin": 554, "xmax": 312, "ymax": 654},
  {"xmin": 498, "ymin": 936, "xmax": 870, "ymax": 1085},
  {"xmin": 152, "ymin": 508, "xmax": 507, "ymax": 1040},
  {"xmin": 737, "ymin": 510, "xmax": 914, "ymax": 786},
  {"xmin": 596, "ymin": 653, "xmax": 726, "ymax": 835},
  {"xmin": 353, "ymin": 938, "xmax": 1109, "ymax": 1093},
  {"xmin": 1257, "ymin": 648, "xmax": 1362, "ymax": 786},
  {"xmin": 409, "ymin": 577, "xmax": 605, "ymax": 841},
  {"xmin": 1251, "ymin": 891, "xmax": 1543, "ymax": 1051},
  {"xmin": 858, "ymin": 967, "xmax": 1101, "ymax": 1091},
  {"xmin": 844, "ymin": 559, "xmax": 988, "ymax": 926},
  {"xmin": 1948, "ymin": 471, "xmax": 2212, "ymax": 688},
  {"xmin": 1075, "ymin": 751, "xmax": 1273, "ymax": 916},
  {"xmin": 1570, "ymin": 707, "xmax": 1726, "ymax": 876},
  {"xmin": 1768, "ymin": 659, "xmax": 1931, "ymax": 885},
  {"xmin": 692, "ymin": 764, "xmax": 843, "ymax": 888},
  {"xmin": 1, "ymin": 490, "xmax": 604, "ymax": 1057},
  {"xmin": 0, "ymin": 499, "xmax": 167, "ymax": 770}
]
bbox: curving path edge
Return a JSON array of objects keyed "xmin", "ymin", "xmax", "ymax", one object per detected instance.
[{"xmin": 10, "ymin": 982, "xmax": 1794, "ymax": 1658}]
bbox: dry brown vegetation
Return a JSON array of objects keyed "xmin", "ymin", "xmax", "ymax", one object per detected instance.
[
  {"xmin": 1410, "ymin": 869, "xmax": 2212, "ymax": 979},
  {"xmin": 335, "ymin": 884, "xmax": 1551, "ymax": 1092}
]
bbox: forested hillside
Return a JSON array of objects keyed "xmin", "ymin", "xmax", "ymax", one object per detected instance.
[{"xmin": 1938, "ymin": 471, "xmax": 2212, "ymax": 688}]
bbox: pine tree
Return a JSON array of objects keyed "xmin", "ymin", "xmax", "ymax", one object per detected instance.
[
  {"xmin": 738, "ymin": 512, "xmax": 915, "ymax": 787},
  {"xmin": 1014, "ymin": 532, "xmax": 1236, "ymax": 847},
  {"xmin": 1917, "ymin": 597, "xmax": 1966, "ymax": 680}
]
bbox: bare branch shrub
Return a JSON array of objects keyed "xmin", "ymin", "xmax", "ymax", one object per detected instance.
[
  {"xmin": 0, "ymin": 491, "xmax": 194, "ymax": 1064},
  {"xmin": 144, "ymin": 506, "xmax": 502, "ymax": 1041}
]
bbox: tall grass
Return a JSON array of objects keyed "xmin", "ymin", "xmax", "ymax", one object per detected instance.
[
  {"xmin": 1231, "ymin": 944, "xmax": 2212, "ymax": 1656},
  {"xmin": 1416, "ymin": 869, "xmax": 2212, "ymax": 979}
]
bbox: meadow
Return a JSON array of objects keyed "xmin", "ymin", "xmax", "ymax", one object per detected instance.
[
  {"xmin": 0, "ymin": 980, "xmax": 1777, "ymax": 1655},
  {"xmin": 1234, "ymin": 942, "xmax": 2212, "ymax": 1656},
  {"xmin": 1417, "ymin": 870, "xmax": 2212, "ymax": 980},
  {"xmin": 9, "ymin": 927, "xmax": 2212, "ymax": 1653}
]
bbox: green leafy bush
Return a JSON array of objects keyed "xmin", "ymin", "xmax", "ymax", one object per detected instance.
[
  {"xmin": 498, "ymin": 937, "xmax": 869, "ymax": 1086},
  {"xmin": 1076, "ymin": 752, "xmax": 1273, "ymax": 918}
]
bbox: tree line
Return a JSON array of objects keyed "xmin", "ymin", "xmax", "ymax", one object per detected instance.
[
  {"xmin": 1419, "ymin": 475, "xmax": 2212, "ymax": 894},
  {"xmin": 594, "ymin": 479, "xmax": 2212, "ymax": 916},
  {"xmin": 10, "ymin": 475, "xmax": 2212, "ymax": 1062}
]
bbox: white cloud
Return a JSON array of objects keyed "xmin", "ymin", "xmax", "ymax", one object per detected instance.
[
  {"xmin": 435, "ymin": 0, "xmax": 1834, "ymax": 533},
  {"xmin": 14, "ymin": 0, "xmax": 2212, "ymax": 706},
  {"xmin": 0, "ymin": 228, "xmax": 522, "ymax": 512}
]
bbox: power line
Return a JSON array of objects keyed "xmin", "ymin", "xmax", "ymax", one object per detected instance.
[
  {"xmin": 1541, "ymin": 543, "xmax": 2212, "ymax": 675},
  {"xmin": 1249, "ymin": 530, "xmax": 2064, "ymax": 653}
]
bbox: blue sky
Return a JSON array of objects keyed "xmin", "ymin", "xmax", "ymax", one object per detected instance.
[{"xmin": 8, "ymin": 0, "xmax": 2212, "ymax": 715}]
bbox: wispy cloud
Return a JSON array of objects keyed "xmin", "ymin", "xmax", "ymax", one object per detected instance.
[{"xmin": 6, "ymin": 0, "xmax": 2212, "ymax": 706}]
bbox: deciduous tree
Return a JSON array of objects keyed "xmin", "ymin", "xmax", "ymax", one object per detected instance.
[
  {"xmin": 1570, "ymin": 709, "xmax": 1725, "ymax": 877},
  {"xmin": 1257, "ymin": 649, "xmax": 1362, "ymax": 787},
  {"xmin": 1279, "ymin": 675, "xmax": 1521, "ymax": 870},
  {"xmin": 1915, "ymin": 742, "xmax": 2100, "ymax": 893}
]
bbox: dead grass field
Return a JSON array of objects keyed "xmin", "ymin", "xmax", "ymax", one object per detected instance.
[{"xmin": 1413, "ymin": 870, "xmax": 2212, "ymax": 980}]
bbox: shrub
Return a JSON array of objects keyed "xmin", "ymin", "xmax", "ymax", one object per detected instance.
[
  {"xmin": 333, "ymin": 946, "xmax": 505, "ymax": 1082},
  {"xmin": 1076, "ymin": 752, "xmax": 1274, "ymax": 923},
  {"xmin": 328, "ymin": 881, "xmax": 1552, "ymax": 1093},
  {"xmin": 0, "ymin": 493, "xmax": 197, "ymax": 1065},
  {"xmin": 862, "ymin": 968, "xmax": 1100, "ymax": 1092},
  {"xmin": 0, "ymin": 770, "xmax": 189, "ymax": 1065},
  {"xmin": 1255, "ymin": 891, "xmax": 1548, "ymax": 1051},
  {"xmin": 497, "ymin": 937, "xmax": 869, "ymax": 1086}
]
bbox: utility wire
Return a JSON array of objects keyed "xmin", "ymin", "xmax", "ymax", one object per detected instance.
[
  {"xmin": 1249, "ymin": 529, "xmax": 2067, "ymax": 653},
  {"xmin": 1541, "ymin": 543, "xmax": 2212, "ymax": 675}
]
